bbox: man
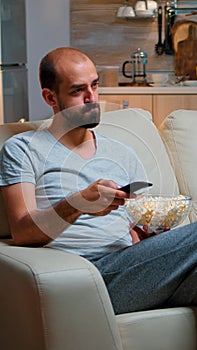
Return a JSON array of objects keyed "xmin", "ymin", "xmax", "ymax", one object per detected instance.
[{"xmin": 0, "ymin": 47, "xmax": 196, "ymax": 314}]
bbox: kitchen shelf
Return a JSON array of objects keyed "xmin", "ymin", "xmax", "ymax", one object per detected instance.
[{"xmin": 122, "ymin": 14, "xmax": 157, "ymax": 19}]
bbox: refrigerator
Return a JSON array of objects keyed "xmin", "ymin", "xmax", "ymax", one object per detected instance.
[{"xmin": 0, "ymin": 0, "xmax": 29, "ymax": 123}]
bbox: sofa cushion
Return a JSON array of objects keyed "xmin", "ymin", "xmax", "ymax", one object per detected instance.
[
  {"xmin": 97, "ymin": 108, "xmax": 179, "ymax": 196},
  {"xmin": 0, "ymin": 190, "xmax": 10, "ymax": 237},
  {"xmin": 117, "ymin": 307, "xmax": 197, "ymax": 350},
  {"xmin": 159, "ymin": 110, "xmax": 197, "ymax": 222}
]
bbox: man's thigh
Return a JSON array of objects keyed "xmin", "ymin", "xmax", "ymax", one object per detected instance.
[{"xmin": 92, "ymin": 222, "xmax": 197, "ymax": 314}]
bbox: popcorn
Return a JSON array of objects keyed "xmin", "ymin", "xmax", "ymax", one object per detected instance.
[{"xmin": 126, "ymin": 195, "xmax": 192, "ymax": 232}]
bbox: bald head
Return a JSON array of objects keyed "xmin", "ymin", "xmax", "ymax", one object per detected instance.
[{"xmin": 39, "ymin": 47, "xmax": 95, "ymax": 93}]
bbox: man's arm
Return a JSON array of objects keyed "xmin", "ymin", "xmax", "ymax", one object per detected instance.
[
  {"xmin": 1, "ymin": 182, "xmax": 82, "ymax": 246},
  {"xmin": 1, "ymin": 179, "xmax": 126, "ymax": 247}
]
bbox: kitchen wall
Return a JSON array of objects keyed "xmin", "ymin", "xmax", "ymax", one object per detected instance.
[
  {"xmin": 70, "ymin": 0, "xmax": 195, "ymax": 76},
  {"xmin": 25, "ymin": 0, "xmax": 195, "ymax": 120}
]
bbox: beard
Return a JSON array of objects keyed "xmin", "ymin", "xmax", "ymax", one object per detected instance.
[{"xmin": 57, "ymin": 102, "xmax": 101, "ymax": 130}]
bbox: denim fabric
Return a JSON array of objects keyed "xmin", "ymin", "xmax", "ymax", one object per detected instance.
[{"xmin": 90, "ymin": 222, "xmax": 197, "ymax": 315}]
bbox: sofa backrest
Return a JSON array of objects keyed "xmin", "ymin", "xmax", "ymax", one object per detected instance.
[
  {"xmin": 159, "ymin": 109, "xmax": 197, "ymax": 222},
  {"xmin": 97, "ymin": 108, "xmax": 179, "ymax": 196},
  {"xmin": 0, "ymin": 109, "xmax": 180, "ymax": 238}
]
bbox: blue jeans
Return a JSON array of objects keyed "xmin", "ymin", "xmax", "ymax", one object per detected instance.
[{"xmin": 90, "ymin": 222, "xmax": 197, "ymax": 314}]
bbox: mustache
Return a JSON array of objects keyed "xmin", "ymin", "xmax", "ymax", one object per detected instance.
[{"xmin": 82, "ymin": 102, "xmax": 100, "ymax": 113}]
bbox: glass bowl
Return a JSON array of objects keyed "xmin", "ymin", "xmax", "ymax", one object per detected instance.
[{"xmin": 125, "ymin": 194, "xmax": 192, "ymax": 233}]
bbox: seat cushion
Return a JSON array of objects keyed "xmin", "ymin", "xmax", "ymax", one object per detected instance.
[
  {"xmin": 159, "ymin": 110, "xmax": 197, "ymax": 222},
  {"xmin": 117, "ymin": 307, "xmax": 197, "ymax": 350}
]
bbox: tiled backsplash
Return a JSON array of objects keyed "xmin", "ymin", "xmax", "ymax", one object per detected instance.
[{"xmin": 70, "ymin": 0, "xmax": 196, "ymax": 75}]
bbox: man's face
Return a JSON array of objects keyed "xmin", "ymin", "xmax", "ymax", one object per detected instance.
[
  {"xmin": 59, "ymin": 102, "xmax": 101, "ymax": 130},
  {"xmin": 54, "ymin": 58, "xmax": 100, "ymax": 129}
]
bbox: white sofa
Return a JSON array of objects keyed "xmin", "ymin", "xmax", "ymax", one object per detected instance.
[{"xmin": 0, "ymin": 108, "xmax": 196, "ymax": 350}]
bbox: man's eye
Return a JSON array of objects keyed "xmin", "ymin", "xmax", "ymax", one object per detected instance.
[
  {"xmin": 92, "ymin": 82, "xmax": 99, "ymax": 89},
  {"xmin": 72, "ymin": 88, "xmax": 83, "ymax": 95}
]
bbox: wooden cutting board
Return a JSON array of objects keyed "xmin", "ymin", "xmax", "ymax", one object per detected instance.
[{"xmin": 172, "ymin": 19, "xmax": 197, "ymax": 79}]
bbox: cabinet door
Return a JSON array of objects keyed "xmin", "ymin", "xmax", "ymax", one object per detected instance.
[
  {"xmin": 99, "ymin": 94, "xmax": 152, "ymax": 113},
  {"xmin": 153, "ymin": 95, "xmax": 197, "ymax": 127}
]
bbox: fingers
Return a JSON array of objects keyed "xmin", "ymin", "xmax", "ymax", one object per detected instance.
[
  {"xmin": 130, "ymin": 228, "xmax": 140, "ymax": 244},
  {"xmin": 97, "ymin": 179, "xmax": 129, "ymax": 199},
  {"xmin": 73, "ymin": 179, "xmax": 127, "ymax": 216},
  {"xmin": 135, "ymin": 225, "xmax": 150, "ymax": 240},
  {"xmin": 96, "ymin": 180, "xmax": 127, "ymax": 202},
  {"xmin": 97, "ymin": 179, "xmax": 120, "ymax": 190}
]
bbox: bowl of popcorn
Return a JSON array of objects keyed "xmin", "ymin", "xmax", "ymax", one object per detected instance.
[{"xmin": 125, "ymin": 194, "xmax": 192, "ymax": 233}]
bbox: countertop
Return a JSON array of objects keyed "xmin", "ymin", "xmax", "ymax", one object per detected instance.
[{"xmin": 99, "ymin": 86, "xmax": 197, "ymax": 94}]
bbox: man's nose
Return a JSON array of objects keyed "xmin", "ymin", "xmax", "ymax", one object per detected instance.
[{"xmin": 84, "ymin": 87, "xmax": 95, "ymax": 103}]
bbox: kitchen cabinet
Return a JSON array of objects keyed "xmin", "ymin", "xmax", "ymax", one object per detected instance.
[
  {"xmin": 99, "ymin": 87, "xmax": 197, "ymax": 127},
  {"xmin": 99, "ymin": 94, "xmax": 152, "ymax": 115},
  {"xmin": 153, "ymin": 95, "xmax": 197, "ymax": 127}
]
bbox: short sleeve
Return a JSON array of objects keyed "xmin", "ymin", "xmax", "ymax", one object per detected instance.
[{"xmin": 0, "ymin": 134, "xmax": 36, "ymax": 186}]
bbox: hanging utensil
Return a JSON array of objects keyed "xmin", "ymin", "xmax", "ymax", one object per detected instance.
[
  {"xmin": 164, "ymin": 3, "xmax": 175, "ymax": 55},
  {"xmin": 155, "ymin": 5, "xmax": 164, "ymax": 55}
]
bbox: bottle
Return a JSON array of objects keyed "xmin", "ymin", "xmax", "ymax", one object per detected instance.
[{"xmin": 123, "ymin": 100, "xmax": 129, "ymax": 109}]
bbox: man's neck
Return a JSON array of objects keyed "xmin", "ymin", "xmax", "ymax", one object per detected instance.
[{"xmin": 48, "ymin": 116, "xmax": 96, "ymax": 159}]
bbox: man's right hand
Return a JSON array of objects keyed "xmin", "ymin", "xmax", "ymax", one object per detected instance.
[{"xmin": 68, "ymin": 179, "xmax": 127, "ymax": 216}]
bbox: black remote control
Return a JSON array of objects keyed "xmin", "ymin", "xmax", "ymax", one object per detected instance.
[{"xmin": 119, "ymin": 181, "xmax": 153, "ymax": 194}]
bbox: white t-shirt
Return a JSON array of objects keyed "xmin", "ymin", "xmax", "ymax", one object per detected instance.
[{"xmin": 0, "ymin": 127, "xmax": 146, "ymax": 258}]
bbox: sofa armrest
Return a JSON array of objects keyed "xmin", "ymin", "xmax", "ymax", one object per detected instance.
[{"xmin": 0, "ymin": 246, "xmax": 123, "ymax": 350}]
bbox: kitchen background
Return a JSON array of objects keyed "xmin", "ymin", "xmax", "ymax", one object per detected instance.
[
  {"xmin": 0, "ymin": 0, "xmax": 196, "ymax": 122},
  {"xmin": 70, "ymin": 0, "xmax": 197, "ymax": 82},
  {"xmin": 26, "ymin": 0, "xmax": 70, "ymax": 120},
  {"xmin": 0, "ymin": 0, "xmax": 70, "ymax": 122}
]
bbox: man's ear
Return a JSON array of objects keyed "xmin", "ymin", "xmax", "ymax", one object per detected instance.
[{"xmin": 42, "ymin": 88, "xmax": 57, "ymax": 107}]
